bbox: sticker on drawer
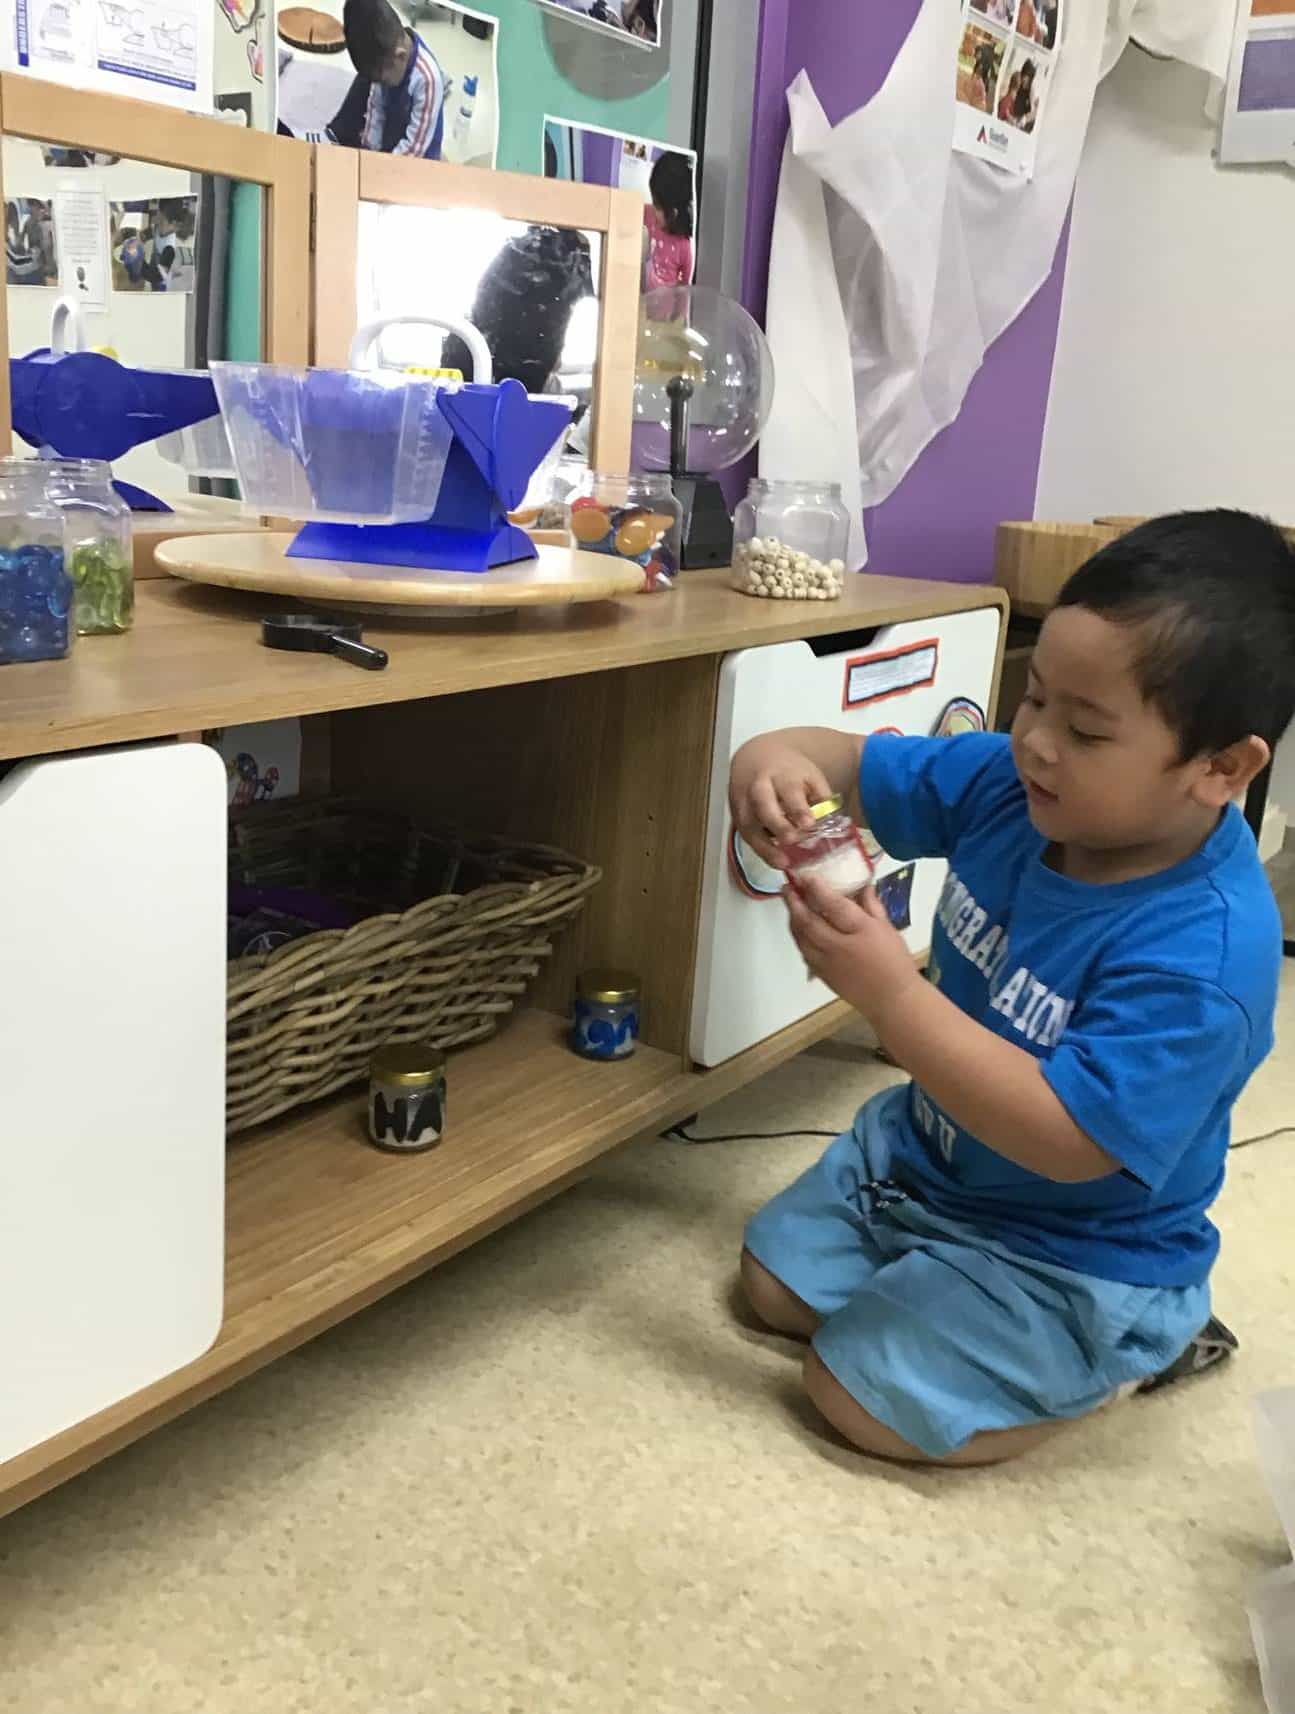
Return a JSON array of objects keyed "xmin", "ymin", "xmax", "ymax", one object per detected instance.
[{"xmin": 842, "ymin": 638, "xmax": 939, "ymax": 710}]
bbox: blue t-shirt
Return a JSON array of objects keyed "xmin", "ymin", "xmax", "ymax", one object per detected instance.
[{"xmin": 861, "ymin": 732, "xmax": 1281, "ymax": 1287}]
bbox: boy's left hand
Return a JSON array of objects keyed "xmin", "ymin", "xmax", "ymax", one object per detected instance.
[{"xmin": 785, "ymin": 875, "xmax": 921, "ymax": 1024}]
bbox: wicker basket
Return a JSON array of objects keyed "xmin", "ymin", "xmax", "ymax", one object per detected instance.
[{"xmin": 225, "ymin": 799, "xmax": 600, "ymax": 1134}]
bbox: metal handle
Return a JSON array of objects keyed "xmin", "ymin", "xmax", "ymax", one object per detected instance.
[
  {"xmin": 328, "ymin": 634, "xmax": 389, "ymax": 671},
  {"xmin": 347, "ymin": 314, "xmax": 493, "ymax": 385},
  {"xmin": 50, "ymin": 296, "xmax": 88, "ymax": 356}
]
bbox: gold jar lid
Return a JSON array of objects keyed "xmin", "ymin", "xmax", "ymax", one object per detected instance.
[
  {"xmin": 370, "ymin": 1042, "xmax": 447, "ymax": 1087},
  {"xmin": 809, "ymin": 796, "xmax": 844, "ymax": 821},
  {"xmin": 577, "ymin": 968, "xmax": 640, "ymax": 1004}
]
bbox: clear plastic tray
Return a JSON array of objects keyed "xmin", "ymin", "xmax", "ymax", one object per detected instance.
[
  {"xmin": 210, "ymin": 361, "xmax": 457, "ymax": 524},
  {"xmin": 1250, "ymin": 1566, "xmax": 1295, "ymax": 1714},
  {"xmin": 1258, "ymin": 1389, "xmax": 1295, "ymax": 1551}
]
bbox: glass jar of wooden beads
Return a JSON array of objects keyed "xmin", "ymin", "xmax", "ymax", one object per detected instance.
[
  {"xmin": 568, "ymin": 472, "xmax": 681, "ymax": 594},
  {"xmin": 731, "ymin": 479, "xmax": 848, "ymax": 601}
]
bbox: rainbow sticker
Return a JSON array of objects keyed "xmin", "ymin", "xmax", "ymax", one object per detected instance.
[{"xmin": 932, "ymin": 697, "xmax": 986, "ymax": 738}]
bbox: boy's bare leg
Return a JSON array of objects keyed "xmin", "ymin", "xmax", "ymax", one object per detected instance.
[
  {"xmin": 803, "ymin": 1348, "xmax": 1070, "ymax": 1467},
  {"xmin": 739, "ymin": 1248, "xmax": 820, "ymax": 1339}
]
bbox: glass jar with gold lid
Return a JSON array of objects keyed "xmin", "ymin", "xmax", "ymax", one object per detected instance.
[
  {"xmin": 571, "ymin": 968, "xmax": 641, "ymax": 1060},
  {"xmin": 368, "ymin": 1042, "xmax": 447, "ymax": 1152}
]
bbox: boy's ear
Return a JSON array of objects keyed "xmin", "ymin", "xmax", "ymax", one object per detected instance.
[{"xmin": 1193, "ymin": 734, "xmax": 1270, "ymax": 809}]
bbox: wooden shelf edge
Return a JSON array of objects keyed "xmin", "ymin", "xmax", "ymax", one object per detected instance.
[{"xmin": 0, "ymin": 1000, "xmax": 853, "ymax": 1518}]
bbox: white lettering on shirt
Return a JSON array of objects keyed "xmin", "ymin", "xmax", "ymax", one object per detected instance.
[{"xmin": 935, "ymin": 870, "xmax": 1073, "ymax": 1048}]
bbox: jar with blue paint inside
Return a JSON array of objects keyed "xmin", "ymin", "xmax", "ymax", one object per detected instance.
[
  {"xmin": 0, "ymin": 459, "xmax": 75, "ymax": 665},
  {"xmin": 572, "ymin": 968, "xmax": 641, "ymax": 1061}
]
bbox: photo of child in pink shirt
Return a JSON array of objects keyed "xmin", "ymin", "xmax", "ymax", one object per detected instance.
[{"xmin": 642, "ymin": 150, "xmax": 695, "ymax": 292}]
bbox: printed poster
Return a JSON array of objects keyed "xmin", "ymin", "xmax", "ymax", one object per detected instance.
[
  {"xmin": 53, "ymin": 185, "xmax": 108, "ymax": 307},
  {"xmin": 953, "ymin": 0, "xmax": 1060, "ymax": 180},
  {"xmin": 1220, "ymin": 0, "xmax": 1295, "ymax": 165},
  {"xmin": 6, "ymin": 0, "xmax": 215, "ymax": 112}
]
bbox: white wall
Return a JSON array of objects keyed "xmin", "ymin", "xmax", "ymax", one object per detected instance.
[{"xmin": 1035, "ymin": 44, "xmax": 1295, "ymax": 808}]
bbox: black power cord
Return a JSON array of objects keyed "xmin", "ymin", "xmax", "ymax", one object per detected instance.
[{"xmin": 665, "ymin": 1123, "xmax": 1295, "ymax": 1153}]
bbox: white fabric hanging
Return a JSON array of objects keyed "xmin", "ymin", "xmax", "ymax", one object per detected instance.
[{"xmin": 761, "ymin": 0, "xmax": 1237, "ymax": 568}]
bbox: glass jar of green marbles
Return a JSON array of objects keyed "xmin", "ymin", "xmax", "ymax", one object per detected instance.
[
  {"xmin": 0, "ymin": 458, "xmax": 75, "ymax": 665},
  {"xmin": 46, "ymin": 458, "xmax": 134, "ymax": 636}
]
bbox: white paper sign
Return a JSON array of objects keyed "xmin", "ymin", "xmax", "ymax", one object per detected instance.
[
  {"xmin": 953, "ymin": 0, "xmax": 1061, "ymax": 180},
  {"xmin": 53, "ymin": 186, "xmax": 107, "ymax": 310},
  {"xmin": 7, "ymin": 0, "xmax": 214, "ymax": 113}
]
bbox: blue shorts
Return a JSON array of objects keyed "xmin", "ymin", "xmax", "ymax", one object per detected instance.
[{"xmin": 744, "ymin": 1087, "xmax": 1209, "ymax": 1457}]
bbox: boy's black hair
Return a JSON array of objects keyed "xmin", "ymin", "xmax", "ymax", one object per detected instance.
[
  {"xmin": 649, "ymin": 151, "xmax": 694, "ymax": 239},
  {"xmin": 1056, "ymin": 509, "xmax": 1295, "ymax": 758},
  {"xmin": 344, "ymin": 0, "xmax": 406, "ymax": 81}
]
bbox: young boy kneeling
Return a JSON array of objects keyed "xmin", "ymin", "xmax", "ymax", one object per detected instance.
[{"xmin": 729, "ymin": 511, "xmax": 1291, "ymax": 1465}]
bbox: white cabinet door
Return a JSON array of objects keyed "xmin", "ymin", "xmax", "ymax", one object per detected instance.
[
  {"xmin": 690, "ymin": 606, "xmax": 1003, "ymax": 1067},
  {"xmin": 0, "ymin": 742, "xmax": 227, "ymax": 1464}
]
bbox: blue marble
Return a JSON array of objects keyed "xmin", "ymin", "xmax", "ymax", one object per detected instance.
[{"xmin": 0, "ymin": 543, "xmax": 73, "ymax": 664}]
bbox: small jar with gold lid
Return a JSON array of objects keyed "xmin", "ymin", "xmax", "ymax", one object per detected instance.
[
  {"xmin": 572, "ymin": 968, "xmax": 641, "ymax": 1060},
  {"xmin": 368, "ymin": 1043, "xmax": 447, "ymax": 1152}
]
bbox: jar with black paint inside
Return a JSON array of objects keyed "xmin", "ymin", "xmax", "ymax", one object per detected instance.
[{"xmin": 368, "ymin": 1043, "xmax": 447, "ymax": 1153}]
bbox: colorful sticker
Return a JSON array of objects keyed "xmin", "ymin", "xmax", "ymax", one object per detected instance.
[
  {"xmin": 932, "ymin": 696, "xmax": 986, "ymax": 737},
  {"xmin": 729, "ymin": 825, "xmax": 786, "ymax": 900},
  {"xmin": 875, "ymin": 861, "xmax": 917, "ymax": 932},
  {"xmin": 842, "ymin": 639, "xmax": 939, "ymax": 711}
]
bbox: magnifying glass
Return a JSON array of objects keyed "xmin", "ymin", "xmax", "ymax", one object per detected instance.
[{"xmin": 261, "ymin": 613, "xmax": 389, "ymax": 672}]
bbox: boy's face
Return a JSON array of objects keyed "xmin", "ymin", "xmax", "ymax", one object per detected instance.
[{"xmin": 1010, "ymin": 605, "xmax": 1224, "ymax": 853}]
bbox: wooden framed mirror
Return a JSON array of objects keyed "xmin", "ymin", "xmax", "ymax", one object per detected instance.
[
  {"xmin": 0, "ymin": 74, "xmax": 311, "ymax": 559},
  {"xmin": 312, "ymin": 149, "xmax": 640, "ymax": 472}
]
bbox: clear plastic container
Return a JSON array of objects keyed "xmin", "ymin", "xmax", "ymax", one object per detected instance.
[
  {"xmin": 732, "ymin": 479, "xmax": 849, "ymax": 601},
  {"xmin": 0, "ymin": 459, "xmax": 75, "ymax": 665},
  {"xmin": 210, "ymin": 361, "xmax": 457, "ymax": 523},
  {"xmin": 156, "ymin": 410, "xmax": 236, "ymax": 480},
  {"xmin": 782, "ymin": 797, "xmax": 874, "ymax": 898},
  {"xmin": 45, "ymin": 458, "xmax": 133, "ymax": 635},
  {"xmin": 568, "ymin": 471, "xmax": 681, "ymax": 593}
]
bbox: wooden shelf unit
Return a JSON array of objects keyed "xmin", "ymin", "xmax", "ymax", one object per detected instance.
[
  {"xmin": 0, "ymin": 567, "xmax": 1007, "ymax": 1516},
  {"xmin": 0, "ymin": 1002, "xmax": 852, "ymax": 1520}
]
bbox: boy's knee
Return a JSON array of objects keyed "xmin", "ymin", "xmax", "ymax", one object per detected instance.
[
  {"xmin": 739, "ymin": 1248, "xmax": 820, "ymax": 1339},
  {"xmin": 802, "ymin": 1348, "xmax": 1062, "ymax": 1467}
]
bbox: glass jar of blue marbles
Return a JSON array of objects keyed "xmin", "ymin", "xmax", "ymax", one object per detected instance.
[
  {"xmin": 572, "ymin": 968, "xmax": 641, "ymax": 1061},
  {"xmin": 569, "ymin": 472, "xmax": 681, "ymax": 594},
  {"xmin": 0, "ymin": 459, "xmax": 75, "ymax": 666}
]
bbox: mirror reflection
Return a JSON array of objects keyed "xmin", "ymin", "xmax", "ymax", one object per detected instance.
[
  {"xmin": 4, "ymin": 136, "xmax": 263, "ymax": 506},
  {"xmin": 356, "ymin": 201, "xmax": 600, "ymax": 458}
]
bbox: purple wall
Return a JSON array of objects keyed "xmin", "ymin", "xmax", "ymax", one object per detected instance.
[{"xmin": 742, "ymin": 0, "xmax": 1069, "ymax": 583}]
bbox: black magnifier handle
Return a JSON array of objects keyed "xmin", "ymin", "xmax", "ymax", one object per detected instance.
[{"xmin": 328, "ymin": 633, "xmax": 389, "ymax": 671}]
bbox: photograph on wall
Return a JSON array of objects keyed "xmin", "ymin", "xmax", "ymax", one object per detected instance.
[
  {"xmin": 39, "ymin": 146, "xmax": 121, "ymax": 168},
  {"xmin": 109, "ymin": 197, "xmax": 198, "ymax": 292},
  {"xmin": 1221, "ymin": 0, "xmax": 1295, "ymax": 163},
  {"xmin": 953, "ymin": 0, "xmax": 1059, "ymax": 179},
  {"xmin": 5, "ymin": 198, "xmax": 57, "ymax": 287},
  {"xmin": 214, "ymin": 0, "xmax": 275, "ymax": 132},
  {"xmin": 542, "ymin": 117, "xmax": 695, "ymax": 293},
  {"xmin": 275, "ymin": 0, "xmax": 499, "ymax": 168},
  {"xmin": 529, "ymin": 0, "xmax": 661, "ymax": 51},
  {"xmin": 9, "ymin": 0, "xmax": 214, "ymax": 112}
]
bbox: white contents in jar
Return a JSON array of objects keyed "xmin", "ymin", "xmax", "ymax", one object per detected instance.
[
  {"xmin": 794, "ymin": 843, "xmax": 874, "ymax": 896},
  {"xmin": 731, "ymin": 534, "xmax": 845, "ymax": 601}
]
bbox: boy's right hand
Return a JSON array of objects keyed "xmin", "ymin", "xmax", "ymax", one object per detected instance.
[{"xmin": 728, "ymin": 736, "xmax": 835, "ymax": 870}]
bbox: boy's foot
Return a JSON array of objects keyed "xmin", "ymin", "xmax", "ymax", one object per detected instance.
[{"xmin": 1136, "ymin": 1315, "xmax": 1239, "ymax": 1395}]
